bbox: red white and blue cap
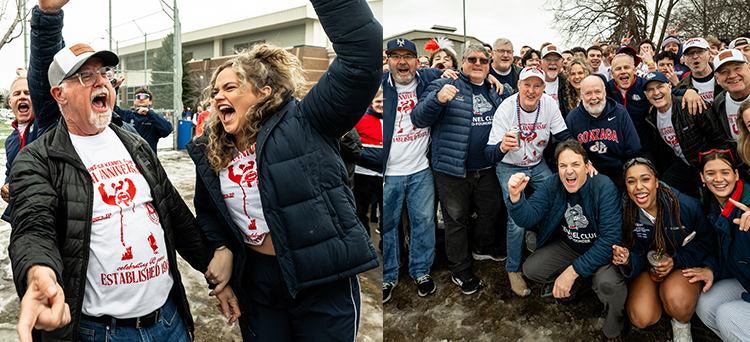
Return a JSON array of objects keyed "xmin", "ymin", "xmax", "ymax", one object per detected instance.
[
  {"xmin": 519, "ymin": 66, "xmax": 545, "ymax": 81},
  {"xmin": 683, "ymin": 37, "xmax": 710, "ymax": 52}
]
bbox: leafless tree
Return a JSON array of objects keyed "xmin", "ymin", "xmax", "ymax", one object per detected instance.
[
  {"xmin": 670, "ymin": 0, "xmax": 750, "ymax": 41},
  {"xmin": 0, "ymin": 0, "xmax": 28, "ymax": 52}
]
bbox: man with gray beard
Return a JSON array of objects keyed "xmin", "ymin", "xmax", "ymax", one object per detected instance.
[{"xmin": 565, "ymin": 76, "xmax": 641, "ymax": 192}]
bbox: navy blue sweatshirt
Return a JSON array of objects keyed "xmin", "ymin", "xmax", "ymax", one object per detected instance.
[{"xmin": 565, "ymin": 98, "xmax": 641, "ymax": 175}]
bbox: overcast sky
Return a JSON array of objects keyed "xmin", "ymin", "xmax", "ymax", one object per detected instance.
[{"xmin": 0, "ymin": 0, "xmax": 564, "ymax": 90}]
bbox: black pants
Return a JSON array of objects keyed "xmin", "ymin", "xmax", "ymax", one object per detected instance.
[{"xmin": 353, "ymin": 173, "xmax": 383, "ymax": 236}]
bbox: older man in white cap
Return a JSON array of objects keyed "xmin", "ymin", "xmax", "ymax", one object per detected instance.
[
  {"xmin": 9, "ymin": 2, "xmax": 238, "ymax": 342},
  {"xmin": 540, "ymin": 44, "xmax": 567, "ymax": 107},
  {"xmin": 486, "ymin": 66, "xmax": 572, "ymax": 298},
  {"xmin": 712, "ymin": 49, "xmax": 750, "ymax": 141},
  {"xmin": 675, "ymin": 37, "xmax": 724, "ymax": 104}
]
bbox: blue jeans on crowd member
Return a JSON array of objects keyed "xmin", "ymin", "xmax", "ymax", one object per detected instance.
[
  {"xmin": 78, "ymin": 297, "xmax": 191, "ymax": 342},
  {"xmin": 383, "ymin": 168, "xmax": 436, "ymax": 284},
  {"xmin": 496, "ymin": 161, "xmax": 553, "ymax": 273},
  {"xmin": 433, "ymin": 168, "xmax": 503, "ymax": 274}
]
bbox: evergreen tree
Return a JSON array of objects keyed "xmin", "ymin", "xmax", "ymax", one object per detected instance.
[{"xmin": 149, "ymin": 33, "xmax": 194, "ymax": 110}]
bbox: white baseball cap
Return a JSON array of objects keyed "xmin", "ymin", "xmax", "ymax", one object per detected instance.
[
  {"xmin": 729, "ymin": 37, "xmax": 750, "ymax": 50},
  {"xmin": 519, "ymin": 66, "xmax": 545, "ymax": 81},
  {"xmin": 683, "ymin": 37, "xmax": 710, "ymax": 53},
  {"xmin": 48, "ymin": 43, "xmax": 119, "ymax": 87},
  {"xmin": 541, "ymin": 44, "xmax": 562, "ymax": 58},
  {"xmin": 713, "ymin": 49, "xmax": 748, "ymax": 72}
]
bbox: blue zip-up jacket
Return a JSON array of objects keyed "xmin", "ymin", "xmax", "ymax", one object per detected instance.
[
  {"xmin": 187, "ymin": 0, "xmax": 380, "ymax": 300},
  {"xmin": 113, "ymin": 107, "xmax": 173, "ymax": 153},
  {"xmin": 507, "ymin": 174, "xmax": 622, "ymax": 277},
  {"xmin": 618, "ymin": 184, "xmax": 714, "ymax": 278},
  {"xmin": 411, "ymin": 72, "xmax": 512, "ymax": 177},
  {"xmin": 566, "ymin": 98, "xmax": 641, "ymax": 175},
  {"xmin": 606, "ymin": 76, "xmax": 686, "ymax": 152},
  {"xmin": 381, "ymin": 68, "xmax": 442, "ymax": 174},
  {"xmin": 704, "ymin": 180, "xmax": 750, "ymax": 294}
]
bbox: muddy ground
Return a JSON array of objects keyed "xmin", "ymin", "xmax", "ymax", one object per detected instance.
[{"xmin": 383, "ymin": 226, "xmax": 722, "ymax": 342}]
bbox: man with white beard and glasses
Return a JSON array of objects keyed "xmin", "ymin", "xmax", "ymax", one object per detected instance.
[
  {"xmin": 540, "ymin": 45, "xmax": 567, "ymax": 109},
  {"xmin": 565, "ymin": 76, "xmax": 640, "ymax": 192},
  {"xmin": 8, "ymin": 2, "xmax": 238, "ymax": 341},
  {"xmin": 712, "ymin": 49, "xmax": 750, "ymax": 143},
  {"xmin": 643, "ymin": 71, "xmax": 732, "ymax": 198},
  {"xmin": 485, "ymin": 66, "xmax": 572, "ymax": 298}
]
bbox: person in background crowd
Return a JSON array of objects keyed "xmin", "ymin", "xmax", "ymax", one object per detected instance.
[
  {"xmin": 185, "ymin": 0, "xmax": 381, "ymax": 339},
  {"xmin": 603, "ymin": 45, "xmax": 618, "ymax": 68},
  {"xmin": 570, "ymin": 46, "xmax": 586, "ymax": 59},
  {"xmin": 655, "ymin": 50, "xmax": 681, "ymax": 86},
  {"xmin": 519, "ymin": 45, "xmax": 532, "ymax": 60},
  {"xmin": 521, "ymin": 49, "xmax": 541, "ymax": 68},
  {"xmin": 675, "ymin": 38, "xmax": 724, "ymax": 104},
  {"xmin": 418, "ymin": 56, "xmax": 429, "ymax": 69},
  {"xmin": 513, "ymin": 55, "xmax": 522, "ymax": 68},
  {"xmin": 195, "ymin": 105, "xmax": 211, "ymax": 136},
  {"xmin": 382, "ymin": 38, "xmax": 442, "ymax": 303},
  {"xmin": 2, "ymin": 75, "xmax": 34, "ymax": 222},
  {"xmin": 353, "ymin": 89, "xmax": 383, "ymax": 236},
  {"xmin": 486, "ymin": 66, "xmax": 572, "ymax": 298},
  {"xmin": 489, "ymin": 38, "xmax": 522, "ymax": 93},
  {"xmin": 412, "ymin": 44, "xmax": 511, "ymax": 296},
  {"xmin": 429, "ymin": 48, "xmax": 458, "ymax": 71},
  {"xmin": 638, "ymin": 39, "xmax": 658, "ymax": 75},
  {"xmin": 729, "ymin": 37, "xmax": 750, "ymax": 62},
  {"xmin": 562, "ymin": 57, "xmax": 593, "ymax": 118},
  {"xmin": 566, "ymin": 76, "xmax": 641, "ymax": 192},
  {"xmin": 113, "ymin": 87, "xmax": 173, "ymax": 153},
  {"xmin": 712, "ymin": 49, "xmax": 750, "ymax": 142},
  {"xmin": 661, "ymin": 35, "xmax": 691, "ymax": 80},
  {"xmin": 643, "ymin": 71, "xmax": 733, "ymax": 198},
  {"xmin": 706, "ymin": 36, "xmax": 722, "ymax": 61},
  {"xmin": 587, "ymin": 46, "xmax": 608, "ymax": 80},
  {"xmin": 614, "ymin": 157, "xmax": 714, "ymax": 342},
  {"xmin": 561, "ymin": 50, "xmax": 574, "ymax": 75},
  {"xmin": 688, "ymin": 150, "xmax": 750, "ymax": 342},
  {"xmin": 508, "ymin": 140, "xmax": 627, "ymax": 342}
]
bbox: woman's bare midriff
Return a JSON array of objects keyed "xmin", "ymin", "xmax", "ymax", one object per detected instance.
[{"xmin": 248, "ymin": 234, "xmax": 276, "ymax": 255}]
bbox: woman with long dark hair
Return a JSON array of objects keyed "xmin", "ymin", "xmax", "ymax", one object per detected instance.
[
  {"xmin": 683, "ymin": 150, "xmax": 750, "ymax": 341},
  {"xmin": 185, "ymin": 0, "xmax": 381, "ymax": 340},
  {"xmin": 613, "ymin": 158, "xmax": 713, "ymax": 342}
]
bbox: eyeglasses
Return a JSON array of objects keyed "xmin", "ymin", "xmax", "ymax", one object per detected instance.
[
  {"xmin": 135, "ymin": 93, "xmax": 150, "ymax": 100},
  {"xmin": 66, "ymin": 66, "xmax": 115, "ymax": 87},
  {"xmin": 466, "ymin": 57, "xmax": 490, "ymax": 65},
  {"xmin": 388, "ymin": 54, "xmax": 416, "ymax": 61},
  {"xmin": 494, "ymin": 49, "xmax": 513, "ymax": 56},
  {"xmin": 683, "ymin": 49, "xmax": 707, "ymax": 57},
  {"xmin": 699, "ymin": 149, "xmax": 734, "ymax": 165},
  {"xmin": 543, "ymin": 56, "xmax": 562, "ymax": 62}
]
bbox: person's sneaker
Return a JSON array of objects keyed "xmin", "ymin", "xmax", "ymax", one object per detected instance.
[
  {"xmin": 671, "ymin": 318, "xmax": 693, "ymax": 342},
  {"xmin": 525, "ymin": 231, "xmax": 537, "ymax": 253},
  {"xmin": 451, "ymin": 269, "xmax": 484, "ymax": 295},
  {"xmin": 508, "ymin": 271, "xmax": 531, "ymax": 297},
  {"xmin": 383, "ymin": 280, "xmax": 397, "ymax": 304},
  {"xmin": 414, "ymin": 275, "xmax": 437, "ymax": 297},
  {"xmin": 472, "ymin": 246, "xmax": 507, "ymax": 261}
]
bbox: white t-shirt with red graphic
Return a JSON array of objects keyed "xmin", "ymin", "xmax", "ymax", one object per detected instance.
[
  {"xmin": 544, "ymin": 78, "xmax": 559, "ymax": 103},
  {"xmin": 693, "ymin": 77, "xmax": 715, "ymax": 104},
  {"xmin": 725, "ymin": 92, "xmax": 750, "ymax": 140},
  {"xmin": 69, "ymin": 127, "xmax": 173, "ymax": 318},
  {"xmin": 219, "ymin": 144, "xmax": 270, "ymax": 245},
  {"xmin": 385, "ymin": 79, "xmax": 430, "ymax": 176},
  {"xmin": 488, "ymin": 94, "xmax": 568, "ymax": 167},
  {"xmin": 656, "ymin": 107, "xmax": 689, "ymax": 165}
]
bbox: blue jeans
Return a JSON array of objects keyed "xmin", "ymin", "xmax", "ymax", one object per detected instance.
[
  {"xmin": 495, "ymin": 161, "xmax": 553, "ymax": 272},
  {"xmin": 382, "ymin": 168, "xmax": 436, "ymax": 284},
  {"xmin": 78, "ymin": 297, "xmax": 191, "ymax": 342}
]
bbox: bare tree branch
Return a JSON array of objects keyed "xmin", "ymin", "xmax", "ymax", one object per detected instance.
[{"xmin": 0, "ymin": 0, "xmax": 28, "ymax": 52}]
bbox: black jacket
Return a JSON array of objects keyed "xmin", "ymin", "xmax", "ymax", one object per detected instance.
[
  {"xmin": 9, "ymin": 119, "xmax": 214, "ymax": 341},
  {"xmin": 645, "ymin": 95, "xmax": 732, "ymax": 174}
]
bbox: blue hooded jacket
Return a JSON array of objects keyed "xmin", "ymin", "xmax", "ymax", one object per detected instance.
[{"xmin": 661, "ymin": 35, "xmax": 691, "ymax": 80}]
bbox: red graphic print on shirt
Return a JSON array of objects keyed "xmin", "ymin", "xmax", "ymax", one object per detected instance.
[
  {"xmin": 227, "ymin": 160, "xmax": 259, "ymax": 232},
  {"xmin": 396, "ymin": 97, "xmax": 416, "ymax": 134},
  {"xmin": 98, "ymin": 179, "xmax": 137, "ymax": 260}
]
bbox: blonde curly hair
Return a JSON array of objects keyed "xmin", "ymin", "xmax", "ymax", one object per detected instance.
[{"xmin": 201, "ymin": 44, "xmax": 310, "ymax": 172}]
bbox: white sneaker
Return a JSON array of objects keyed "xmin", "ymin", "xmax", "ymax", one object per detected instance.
[{"xmin": 671, "ymin": 318, "xmax": 692, "ymax": 342}]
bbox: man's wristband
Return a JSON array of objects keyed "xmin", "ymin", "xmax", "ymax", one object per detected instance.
[
  {"xmin": 646, "ymin": 60, "xmax": 654, "ymax": 66},
  {"xmin": 215, "ymin": 245, "xmax": 227, "ymax": 251}
]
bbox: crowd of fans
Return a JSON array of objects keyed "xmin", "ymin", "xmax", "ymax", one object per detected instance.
[{"xmin": 374, "ymin": 29, "xmax": 750, "ymax": 342}]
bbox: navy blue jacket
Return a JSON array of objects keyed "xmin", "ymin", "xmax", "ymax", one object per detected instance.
[
  {"xmin": 619, "ymin": 185, "xmax": 714, "ymax": 278},
  {"xmin": 508, "ymin": 174, "xmax": 622, "ymax": 278},
  {"xmin": 187, "ymin": 0, "xmax": 380, "ymax": 300},
  {"xmin": 113, "ymin": 107, "xmax": 173, "ymax": 153},
  {"xmin": 566, "ymin": 98, "xmax": 641, "ymax": 175},
  {"xmin": 704, "ymin": 180, "xmax": 750, "ymax": 294},
  {"xmin": 411, "ymin": 72, "xmax": 512, "ymax": 177},
  {"xmin": 382, "ymin": 68, "xmax": 442, "ymax": 174}
]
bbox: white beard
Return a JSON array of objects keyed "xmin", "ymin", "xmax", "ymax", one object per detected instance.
[
  {"xmin": 583, "ymin": 99, "xmax": 606, "ymax": 115},
  {"xmin": 89, "ymin": 109, "xmax": 112, "ymax": 129}
]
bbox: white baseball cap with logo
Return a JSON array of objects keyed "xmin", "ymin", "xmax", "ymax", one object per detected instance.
[
  {"xmin": 541, "ymin": 44, "xmax": 562, "ymax": 58},
  {"xmin": 683, "ymin": 37, "xmax": 710, "ymax": 53},
  {"xmin": 48, "ymin": 43, "xmax": 119, "ymax": 87},
  {"xmin": 519, "ymin": 66, "xmax": 545, "ymax": 82},
  {"xmin": 714, "ymin": 49, "xmax": 748, "ymax": 72}
]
